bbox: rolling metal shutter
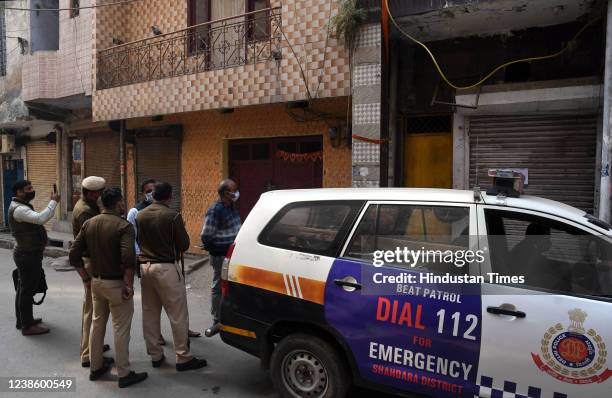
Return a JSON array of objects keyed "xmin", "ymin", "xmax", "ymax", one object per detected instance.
[
  {"xmin": 85, "ymin": 132, "xmax": 121, "ymax": 189},
  {"xmin": 135, "ymin": 131, "xmax": 181, "ymax": 210},
  {"xmin": 469, "ymin": 114, "xmax": 597, "ymax": 213},
  {"xmin": 26, "ymin": 141, "xmax": 57, "ymax": 230}
]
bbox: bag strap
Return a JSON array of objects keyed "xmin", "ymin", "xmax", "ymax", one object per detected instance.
[{"xmin": 33, "ymin": 292, "xmax": 46, "ymax": 305}]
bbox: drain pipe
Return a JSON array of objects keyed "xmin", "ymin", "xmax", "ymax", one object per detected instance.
[
  {"xmin": 119, "ymin": 120, "xmax": 127, "ymax": 196},
  {"xmin": 600, "ymin": 1, "xmax": 612, "ymax": 222}
]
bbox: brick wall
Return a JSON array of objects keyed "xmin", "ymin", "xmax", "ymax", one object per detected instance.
[
  {"xmin": 125, "ymin": 97, "xmax": 351, "ymax": 252},
  {"xmin": 93, "ymin": 0, "xmax": 350, "ymax": 121}
]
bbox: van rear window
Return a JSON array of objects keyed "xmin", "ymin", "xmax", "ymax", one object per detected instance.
[{"xmin": 258, "ymin": 201, "xmax": 364, "ymax": 257}]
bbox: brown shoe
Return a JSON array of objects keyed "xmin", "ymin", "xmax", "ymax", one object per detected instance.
[
  {"xmin": 188, "ymin": 329, "xmax": 202, "ymax": 338},
  {"xmin": 22, "ymin": 325, "xmax": 50, "ymax": 336}
]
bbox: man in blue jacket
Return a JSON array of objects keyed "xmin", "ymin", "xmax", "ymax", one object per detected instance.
[{"xmin": 200, "ymin": 179, "xmax": 241, "ymax": 336}]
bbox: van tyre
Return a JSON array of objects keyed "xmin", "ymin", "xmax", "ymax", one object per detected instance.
[{"xmin": 271, "ymin": 334, "xmax": 350, "ymax": 398}]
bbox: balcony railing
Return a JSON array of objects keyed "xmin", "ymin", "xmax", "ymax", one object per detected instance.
[{"xmin": 97, "ymin": 8, "xmax": 282, "ymax": 90}]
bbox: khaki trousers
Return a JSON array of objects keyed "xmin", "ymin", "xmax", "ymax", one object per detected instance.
[
  {"xmin": 141, "ymin": 262, "xmax": 192, "ymax": 364},
  {"xmin": 90, "ymin": 278, "xmax": 134, "ymax": 378},
  {"xmin": 80, "ymin": 259, "xmax": 93, "ymax": 363}
]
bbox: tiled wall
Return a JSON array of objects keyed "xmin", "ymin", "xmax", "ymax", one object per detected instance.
[
  {"xmin": 124, "ymin": 97, "xmax": 352, "ymax": 250},
  {"xmin": 93, "ymin": 0, "xmax": 350, "ymax": 121},
  {"xmin": 351, "ymin": 23, "xmax": 382, "ymax": 187},
  {"xmin": 22, "ymin": 0, "xmax": 93, "ymax": 101}
]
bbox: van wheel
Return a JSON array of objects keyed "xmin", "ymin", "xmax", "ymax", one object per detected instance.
[{"xmin": 270, "ymin": 334, "xmax": 349, "ymax": 398}]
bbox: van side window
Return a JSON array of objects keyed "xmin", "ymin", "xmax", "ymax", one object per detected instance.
[
  {"xmin": 345, "ymin": 204, "xmax": 471, "ymax": 274},
  {"xmin": 259, "ymin": 201, "xmax": 363, "ymax": 256},
  {"xmin": 484, "ymin": 209, "xmax": 612, "ymax": 297}
]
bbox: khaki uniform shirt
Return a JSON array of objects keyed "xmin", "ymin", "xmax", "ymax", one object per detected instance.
[
  {"xmin": 69, "ymin": 210, "xmax": 136, "ymax": 278},
  {"xmin": 136, "ymin": 202, "xmax": 190, "ymax": 263},
  {"xmin": 72, "ymin": 198, "xmax": 100, "ymax": 238}
]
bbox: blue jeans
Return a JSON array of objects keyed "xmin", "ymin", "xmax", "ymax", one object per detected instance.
[{"xmin": 210, "ymin": 255, "xmax": 224, "ymax": 324}]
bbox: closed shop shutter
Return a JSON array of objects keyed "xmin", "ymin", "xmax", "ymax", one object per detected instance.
[
  {"xmin": 469, "ymin": 114, "xmax": 597, "ymax": 213},
  {"xmin": 85, "ymin": 132, "xmax": 121, "ymax": 189},
  {"xmin": 26, "ymin": 141, "xmax": 57, "ymax": 230},
  {"xmin": 135, "ymin": 132, "xmax": 181, "ymax": 210}
]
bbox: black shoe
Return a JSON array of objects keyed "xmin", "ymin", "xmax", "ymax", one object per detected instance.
[
  {"xmin": 16, "ymin": 318, "xmax": 42, "ymax": 330},
  {"xmin": 152, "ymin": 354, "xmax": 165, "ymax": 368},
  {"xmin": 204, "ymin": 323, "xmax": 222, "ymax": 337},
  {"xmin": 89, "ymin": 364, "xmax": 111, "ymax": 381},
  {"xmin": 118, "ymin": 371, "xmax": 148, "ymax": 388},
  {"xmin": 21, "ymin": 325, "xmax": 50, "ymax": 336},
  {"xmin": 176, "ymin": 357, "xmax": 207, "ymax": 372},
  {"xmin": 82, "ymin": 357, "xmax": 114, "ymax": 368},
  {"xmin": 103, "ymin": 344, "xmax": 110, "ymax": 352}
]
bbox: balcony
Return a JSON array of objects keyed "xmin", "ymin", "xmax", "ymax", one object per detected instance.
[{"xmin": 96, "ymin": 8, "xmax": 282, "ymax": 90}]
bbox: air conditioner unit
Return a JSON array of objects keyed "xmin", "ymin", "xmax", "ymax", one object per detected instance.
[{"xmin": 1, "ymin": 135, "xmax": 16, "ymax": 154}]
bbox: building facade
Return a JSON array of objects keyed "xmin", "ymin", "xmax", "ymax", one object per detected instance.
[
  {"xmin": 382, "ymin": 0, "xmax": 608, "ymax": 218},
  {"xmin": 92, "ymin": 0, "xmax": 354, "ymax": 248}
]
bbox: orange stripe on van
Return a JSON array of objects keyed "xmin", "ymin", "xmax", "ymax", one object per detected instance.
[{"xmin": 230, "ymin": 265, "xmax": 325, "ymax": 305}]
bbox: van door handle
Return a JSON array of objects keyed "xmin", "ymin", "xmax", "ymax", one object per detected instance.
[
  {"xmin": 486, "ymin": 306, "xmax": 526, "ymax": 318},
  {"xmin": 334, "ymin": 277, "xmax": 362, "ymax": 291}
]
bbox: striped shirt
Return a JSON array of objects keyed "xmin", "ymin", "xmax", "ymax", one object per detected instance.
[{"xmin": 200, "ymin": 200, "xmax": 241, "ymax": 256}]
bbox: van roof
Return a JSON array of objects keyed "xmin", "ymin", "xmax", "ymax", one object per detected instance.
[
  {"xmin": 259, "ymin": 188, "xmax": 609, "ymax": 235},
  {"xmin": 260, "ymin": 188, "xmax": 476, "ymax": 203}
]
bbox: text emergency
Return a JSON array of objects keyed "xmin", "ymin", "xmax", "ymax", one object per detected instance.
[{"xmin": 368, "ymin": 342, "xmax": 474, "ymax": 381}]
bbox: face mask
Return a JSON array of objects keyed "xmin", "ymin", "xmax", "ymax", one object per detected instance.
[
  {"xmin": 231, "ymin": 191, "xmax": 240, "ymax": 202},
  {"xmin": 145, "ymin": 192, "xmax": 154, "ymax": 203},
  {"xmin": 24, "ymin": 191, "xmax": 36, "ymax": 201}
]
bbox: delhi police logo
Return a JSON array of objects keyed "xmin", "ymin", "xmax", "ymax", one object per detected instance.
[{"xmin": 531, "ymin": 309, "xmax": 611, "ymax": 384}]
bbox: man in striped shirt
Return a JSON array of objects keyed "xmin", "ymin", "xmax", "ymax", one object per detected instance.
[{"xmin": 200, "ymin": 179, "xmax": 241, "ymax": 336}]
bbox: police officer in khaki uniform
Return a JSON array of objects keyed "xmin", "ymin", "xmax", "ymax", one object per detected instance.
[
  {"xmin": 70, "ymin": 188, "xmax": 148, "ymax": 388},
  {"xmin": 72, "ymin": 176, "xmax": 111, "ymax": 367},
  {"xmin": 136, "ymin": 182, "xmax": 207, "ymax": 371}
]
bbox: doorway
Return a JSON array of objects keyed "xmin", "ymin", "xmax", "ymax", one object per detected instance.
[
  {"xmin": 403, "ymin": 115, "xmax": 453, "ymax": 188},
  {"xmin": 229, "ymin": 135, "xmax": 323, "ymax": 220},
  {"xmin": 3, "ymin": 159, "xmax": 24, "ymax": 226}
]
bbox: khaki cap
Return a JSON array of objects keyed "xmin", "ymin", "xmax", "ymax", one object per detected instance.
[{"xmin": 82, "ymin": 176, "xmax": 106, "ymax": 191}]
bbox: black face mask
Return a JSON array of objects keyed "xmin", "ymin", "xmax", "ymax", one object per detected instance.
[{"xmin": 24, "ymin": 191, "xmax": 36, "ymax": 201}]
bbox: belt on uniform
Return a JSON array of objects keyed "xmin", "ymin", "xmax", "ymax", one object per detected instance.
[
  {"xmin": 139, "ymin": 260, "xmax": 175, "ymax": 265},
  {"xmin": 92, "ymin": 274, "xmax": 124, "ymax": 280}
]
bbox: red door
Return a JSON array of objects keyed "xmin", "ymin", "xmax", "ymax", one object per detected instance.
[{"xmin": 229, "ymin": 136, "xmax": 323, "ymax": 220}]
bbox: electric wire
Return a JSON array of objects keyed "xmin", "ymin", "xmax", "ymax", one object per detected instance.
[
  {"xmin": 383, "ymin": 0, "xmax": 602, "ymax": 91},
  {"xmin": 2, "ymin": 0, "xmax": 142, "ymax": 12},
  {"xmin": 278, "ymin": 24, "xmax": 313, "ymax": 100},
  {"xmin": 314, "ymin": 0, "xmax": 333, "ymax": 99}
]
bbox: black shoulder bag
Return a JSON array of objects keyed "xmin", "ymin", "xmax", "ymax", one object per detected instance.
[{"xmin": 12, "ymin": 268, "xmax": 48, "ymax": 305}]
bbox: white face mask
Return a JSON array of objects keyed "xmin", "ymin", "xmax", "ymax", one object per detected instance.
[
  {"xmin": 145, "ymin": 192, "xmax": 154, "ymax": 203},
  {"xmin": 231, "ymin": 191, "xmax": 240, "ymax": 202}
]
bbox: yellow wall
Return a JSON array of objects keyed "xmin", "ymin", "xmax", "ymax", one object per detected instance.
[{"xmin": 126, "ymin": 98, "xmax": 352, "ymax": 252}]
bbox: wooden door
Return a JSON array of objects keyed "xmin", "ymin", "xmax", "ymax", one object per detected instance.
[{"xmin": 229, "ymin": 136, "xmax": 323, "ymax": 220}]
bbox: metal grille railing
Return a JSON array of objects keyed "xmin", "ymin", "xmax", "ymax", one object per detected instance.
[
  {"xmin": 356, "ymin": 0, "xmax": 381, "ymax": 9},
  {"xmin": 96, "ymin": 8, "xmax": 282, "ymax": 90}
]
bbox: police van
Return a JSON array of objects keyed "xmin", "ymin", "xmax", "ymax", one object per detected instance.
[{"xmin": 218, "ymin": 178, "xmax": 612, "ymax": 398}]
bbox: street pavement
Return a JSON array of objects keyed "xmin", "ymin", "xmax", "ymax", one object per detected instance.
[
  {"xmin": 0, "ymin": 247, "xmax": 275, "ymax": 398},
  {"xmin": 0, "ymin": 248, "xmax": 388, "ymax": 398}
]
